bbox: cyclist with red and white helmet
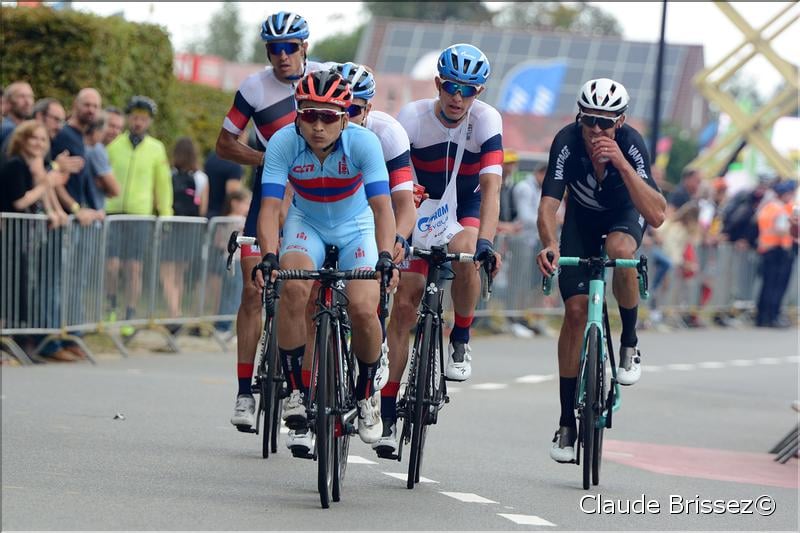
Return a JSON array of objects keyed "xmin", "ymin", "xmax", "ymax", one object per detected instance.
[
  {"xmin": 218, "ymin": 11, "xmax": 327, "ymax": 432},
  {"xmin": 535, "ymin": 78, "xmax": 666, "ymax": 463},
  {"xmin": 253, "ymin": 69, "xmax": 400, "ymax": 448},
  {"xmin": 379, "ymin": 44, "xmax": 504, "ymax": 457}
]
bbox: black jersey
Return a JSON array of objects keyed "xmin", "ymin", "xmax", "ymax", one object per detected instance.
[{"xmin": 541, "ymin": 122, "xmax": 660, "ymax": 211}]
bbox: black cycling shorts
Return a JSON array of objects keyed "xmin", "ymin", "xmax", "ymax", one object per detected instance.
[{"xmin": 558, "ymin": 201, "xmax": 646, "ymax": 301}]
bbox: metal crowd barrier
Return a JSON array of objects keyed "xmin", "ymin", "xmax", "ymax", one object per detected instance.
[{"xmin": 1, "ymin": 213, "xmax": 796, "ymax": 365}]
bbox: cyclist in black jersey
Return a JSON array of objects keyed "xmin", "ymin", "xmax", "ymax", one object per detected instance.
[{"xmin": 535, "ymin": 78, "xmax": 666, "ymax": 463}]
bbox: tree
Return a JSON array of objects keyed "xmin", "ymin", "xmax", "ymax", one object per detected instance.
[
  {"xmin": 365, "ymin": 1, "xmax": 491, "ymax": 22},
  {"xmin": 203, "ymin": 1, "xmax": 243, "ymax": 61},
  {"xmin": 309, "ymin": 25, "xmax": 365, "ymax": 64},
  {"xmin": 662, "ymin": 123, "xmax": 700, "ymax": 185},
  {"xmin": 493, "ymin": 2, "xmax": 622, "ymax": 36},
  {"xmin": 249, "ymin": 34, "xmax": 265, "ymax": 64}
]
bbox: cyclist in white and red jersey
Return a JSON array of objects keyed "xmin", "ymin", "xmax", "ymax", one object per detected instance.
[
  {"xmin": 219, "ymin": 11, "xmax": 325, "ymax": 430},
  {"xmin": 380, "ymin": 44, "xmax": 503, "ymax": 455}
]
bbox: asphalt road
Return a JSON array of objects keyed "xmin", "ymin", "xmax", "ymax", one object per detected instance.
[{"xmin": 2, "ymin": 327, "xmax": 798, "ymax": 531}]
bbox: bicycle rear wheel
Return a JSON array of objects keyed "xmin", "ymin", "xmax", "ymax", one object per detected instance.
[
  {"xmin": 315, "ymin": 313, "xmax": 335, "ymax": 509},
  {"xmin": 582, "ymin": 324, "xmax": 600, "ymax": 490},
  {"xmin": 408, "ymin": 314, "xmax": 433, "ymax": 489}
]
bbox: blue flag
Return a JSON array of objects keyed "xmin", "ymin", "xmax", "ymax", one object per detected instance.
[{"xmin": 498, "ymin": 61, "xmax": 567, "ymax": 116}]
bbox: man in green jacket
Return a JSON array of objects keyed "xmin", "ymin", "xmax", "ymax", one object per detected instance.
[{"xmin": 106, "ymin": 95, "xmax": 173, "ymax": 328}]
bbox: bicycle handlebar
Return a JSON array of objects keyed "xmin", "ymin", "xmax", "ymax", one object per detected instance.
[
  {"xmin": 542, "ymin": 252, "xmax": 649, "ymax": 299},
  {"xmin": 275, "ymin": 268, "xmax": 378, "ymax": 281},
  {"xmin": 409, "ymin": 245, "xmax": 494, "ymax": 301},
  {"xmin": 408, "ymin": 246, "xmax": 474, "ymax": 263}
]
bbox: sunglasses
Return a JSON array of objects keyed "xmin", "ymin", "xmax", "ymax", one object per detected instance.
[
  {"xmin": 578, "ymin": 112, "xmax": 622, "ymax": 130},
  {"xmin": 297, "ymin": 108, "xmax": 345, "ymax": 124},
  {"xmin": 267, "ymin": 41, "xmax": 301, "ymax": 56},
  {"xmin": 347, "ymin": 104, "xmax": 366, "ymax": 118},
  {"xmin": 440, "ymin": 79, "xmax": 480, "ymax": 98}
]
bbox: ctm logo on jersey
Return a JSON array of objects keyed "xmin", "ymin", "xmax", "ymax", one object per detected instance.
[
  {"xmin": 295, "ymin": 232, "xmax": 307, "ymax": 241},
  {"xmin": 338, "ymin": 156, "xmax": 349, "ymax": 175},
  {"xmin": 292, "ymin": 164, "xmax": 315, "ymax": 173},
  {"xmin": 354, "ymin": 247, "xmax": 365, "ymax": 259}
]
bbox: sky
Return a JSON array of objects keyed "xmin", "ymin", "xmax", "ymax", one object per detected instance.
[{"xmin": 53, "ymin": 1, "xmax": 800, "ymax": 96}]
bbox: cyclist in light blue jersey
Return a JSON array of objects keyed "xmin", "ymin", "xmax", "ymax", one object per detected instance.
[{"xmin": 254, "ymin": 70, "xmax": 400, "ymax": 447}]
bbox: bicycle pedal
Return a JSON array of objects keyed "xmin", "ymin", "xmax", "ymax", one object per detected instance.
[
  {"xmin": 375, "ymin": 449, "xmax": 400, "ymax": 461},
  {"xmin": 235, "ymin": 425, "xmax": 257, "ymax": 434},
  {"xmin": 290, "ymin": 447, "xmax": 314, "ymax": 460},
  {"xmin": 284, "ymin": 416, "xmax": 308, "ymax": 431}
]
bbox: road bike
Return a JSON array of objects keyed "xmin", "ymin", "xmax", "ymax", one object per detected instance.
[
  {"xmin": 388, "ymin": 244, "xmax": 494, "ymax": 489},
  {"xmin": 227, "ymin": 232, "xmax": 285, "ymax": 458},
  {"xmin": 260, "ymin": 245, "xmax": 388, "ymax": 508},
  {"xmin": 543, "ymin": 247, "xmax": 648, "ymax": 489}
]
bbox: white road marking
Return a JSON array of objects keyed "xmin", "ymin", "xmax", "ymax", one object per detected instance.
[
  {"xmin": 440, "ymin": 491, "xmax": 497, "ymax": 504},
  {"xmin": 697, "ymin": 361, "xmax": 725, "ymax": 369},
  {"xmin": 784, "ymin": 356, "xmax": 799, "ymax": 363},
  {"xmin": 666, "ymin": 363, "xmax": 696, "ymax": 371},
  {"xmin": 515, "ymin": 374, "xmax": 555, "ymax": 384},
  {"xmin": 347, "ymin": 455, "xmax": 377, "ymax": 465},
  {"xmin": 757, "ymin": 357, "xmax": 781, "ymax": 365},
  {"xmin": 447, "ymin": 386, "xmax": 462, "ymax": 393},
  {"xmin": 383, "ymin": 472, "xmax": 438, "ymax": 483},
  {"xmin": 644, "ymin": 365, "xmax": 662, "ymax": 372},
  {"xmin": 471, "ymin": 383, "xmax": 508, "ymax": 390},
  {"xmin": 730, "ymin": 359, "xmax": 755, "ymax": 367},
  {"xmin": 498, "ymin": 513, "xmax": 556, "ymax": 527}
]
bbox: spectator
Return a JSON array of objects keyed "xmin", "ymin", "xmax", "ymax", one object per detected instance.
[
  {"xmin": 33, "ymin": 97, "xmax": 66, "ymax": 142},
  {"xmin": 656, "ymin": 201, "xmax": 703, "ymax": 326},
  {"xmin": 83, "ymin": 111, "xmax": 120, "ymax": 210},
  {"xmin": 105, "ymin": 95, "xmax": 173, "ymax": 328},
  {"xmin": 755, "ymin": 180, "xmax": 798, "ymax": 328},
  {"xmin": 102, "ymin": 106, "xmax": 125, "ymax": 146},
  {"xmin": 497, "ymin": 150, "xmax": 522, "ymax": 235},
  {"xmin": 204, "ymin": 147, "xmax": 243, "ymax": 219},
  {"xmin": 159, "ymin": 137, "xmax": 208, "ymax": 333},
  {"xmin": 721, "ymin": 175, "xmax": 771, "ymax": 251},
  {"xmin": 51, "ymin": 88, "xmax": 103, "ymax": 226},
  {"xmin": 668, "ymin": 167, "xmax": 702, "ymax": 211},
  {"xmin": 0, "ymin": 82, "xmax": 35, "ymax": 146},
  {"xmin": 0, "ymin": 121, "xmax": 75, "ymax": 362}
]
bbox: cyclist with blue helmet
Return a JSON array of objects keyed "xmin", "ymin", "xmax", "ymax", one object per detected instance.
[
  {"xmin": 381, "ymin": 43, "xmax": 504, "ymax": 454},
  {"xmin": 220, "ymin": 11, "xmax": 328, "ymax": 433}
]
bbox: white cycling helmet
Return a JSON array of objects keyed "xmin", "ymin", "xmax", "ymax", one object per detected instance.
[{"xmin": 578, "ymin": 78, "xmax": 629, "ymax": 114}]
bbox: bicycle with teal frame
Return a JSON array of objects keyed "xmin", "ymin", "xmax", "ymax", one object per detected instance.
[{"xmin": 542, "ymin": 244, "xmax": 648, "ymax": 489}]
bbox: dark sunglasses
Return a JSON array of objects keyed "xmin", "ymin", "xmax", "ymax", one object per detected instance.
[
  {"xmin": 267, "ymin": 41, "xmax": 301, "ymax": 56},
  {"xmin": 578, "ymin": 112, "xmax": 621, "ymax": 130},
  {"xmin": 298, "ymin": 108, "xmax": 345, "ymax": 124},
  {"xmin": 347, "ymin": 104, "xmax": 366, "ymax": 118},
  {"xmin": 440, "ymin": 79, "xmax": 480, "ymax": 98}
]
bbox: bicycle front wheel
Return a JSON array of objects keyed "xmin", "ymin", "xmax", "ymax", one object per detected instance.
[
  {"xmin": 261, "ymin": 315, "xmax": 279, "ymax": 458},
  {"xmin": 333, "ymin": 323, "xmax": 353, "ymax": 502},
  {"xmin": 315, "ymin": 313, "xmax": 335, "ymax": 509},
  {"xmin": 582, "ymin": 324, "xmax": 600, "ymax": 490},
  {"xmin": 408, "ymin": 314, "xmax": 433, "ymax": 489}
]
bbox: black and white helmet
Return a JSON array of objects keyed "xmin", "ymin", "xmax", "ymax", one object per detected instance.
[{"xmin": 577, "ymin": 78, "xmax": 629, "ymax": 114}]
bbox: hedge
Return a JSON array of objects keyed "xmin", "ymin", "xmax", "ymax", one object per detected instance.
[{"xmin": 0, "ymin": 5, "xmax": 232, "ymax": 158}]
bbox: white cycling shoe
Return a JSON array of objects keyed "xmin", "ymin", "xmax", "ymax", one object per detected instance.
[
  {"xmin": 286, "ymin": 427, "xmax": 314, "ymax": 456},
  {"xmin": 357, "ymin": 392, "xmax": 383, "ymax": 444},
  {"xmin": 550, "ymin": 426, "xmax": 577, "ymax": 463},
  {"xmin": 617, "ymin": 346, "xmax": 641, "ymax": 386},
  {"xmin": 445, "ymin": 341, "xmax": 472, "ymax": 381},
  {"xmin": 230, "ymin": 394, "xmax": 256, "ymax": 428},
  {"xmin": 372, "ymin": 419, "xmax": 398, "ymax": 457},
  {"xmin": 282, "ymin": 389, "xmax": 307, "ymax": 429}
]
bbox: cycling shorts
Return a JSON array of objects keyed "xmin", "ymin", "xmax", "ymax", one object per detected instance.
[
  {"xmin": 280, "ymin": 207, "xmax": 377, "ymax": 270},
  {"xmin": 558, "ymin": 202, "xmax": 646, "ymax": 301}
]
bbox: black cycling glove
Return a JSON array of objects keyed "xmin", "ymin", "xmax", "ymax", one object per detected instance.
[{"xmin": 253, "ymin": 252, "xmax": 279, "ymax": 281}]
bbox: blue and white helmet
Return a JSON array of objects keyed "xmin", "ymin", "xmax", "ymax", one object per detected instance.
[
  {"xmin": 334, "ymin": 62, "xmax": 375, "ymax": 100},
  {"xmin": 437, "ymin": 43, "xmax": 490, "ymax": 85},
  {"xmin": 260, "ymin": 11, "xmax": 309, "ymax": 42}
]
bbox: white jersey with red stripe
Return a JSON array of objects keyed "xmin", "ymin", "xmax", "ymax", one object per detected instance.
[
  {"xmin": 222, "ymin": 61, "xmax": 327, "ymax": 150},
  {"xmin": 363, "ymin": 110, "xmax": 413, "ymax": 193},
  {"xmin": 397, "ymin": 98, "xmax": 503, "ymax": 215}
]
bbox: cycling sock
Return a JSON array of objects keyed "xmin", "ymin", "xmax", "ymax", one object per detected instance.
[
  {"xmin": 619, "ymin": 305, "xmax": 639, "ymax": 347},
  {"xmin": 301, "ymin": 369, "xmax": 311, "ymax": 396},
  {"xmin": 279, "ymin": 345, "xmax": 305, "ymax": 391},
  {"xmin": 559, "ymin": 376, "xmax": 577, "ymax": 429},
  {"xmin": 380, "ymin": 381, "xmax": 401, "ymax": 421},
  {"xmin": 356, "ymin": 358, "xmax": 380, "ymax": 400},
  {"xmin": 450, "ymin": 313, "xmax": 474, "ymax": 344},
  {"xmin": 237, "ymin": 363, "xmax": 254, "ymax": 396}
]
